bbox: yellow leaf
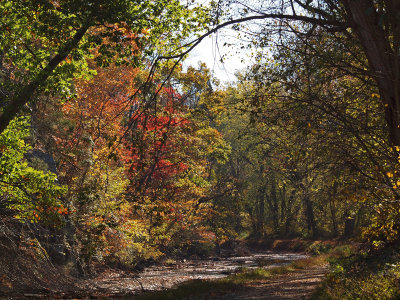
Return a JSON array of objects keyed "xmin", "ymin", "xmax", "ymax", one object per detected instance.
[{"xmin": 387, "ymin": 172, "xmax": 394, "ymax": 178}]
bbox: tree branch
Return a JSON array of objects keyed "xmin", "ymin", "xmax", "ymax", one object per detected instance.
[
  {"xmin": 0, "ymin": 25, "xmax": 89, "ymax": 134},
  {"xmin": 158, "ymin": 13, "xmax": 348, "ymax": 61}
]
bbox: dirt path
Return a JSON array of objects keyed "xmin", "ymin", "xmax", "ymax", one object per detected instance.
[{"xmin": 218, "ymin": 265, "xmax": 329, "ymax": 300}]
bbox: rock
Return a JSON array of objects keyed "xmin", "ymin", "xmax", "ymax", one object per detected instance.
[{"xmin": 25, "ymin": 149, "xmax": 58, "ymax": 175}]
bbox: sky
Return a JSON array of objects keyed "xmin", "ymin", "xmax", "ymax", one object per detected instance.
[
  {"xmin": 181, "ymin": 0, "xmax": 263, "ymax": 84},
  {"xmin": 183, "ymin": 30, "xmax": 251, "ymax": 85}
]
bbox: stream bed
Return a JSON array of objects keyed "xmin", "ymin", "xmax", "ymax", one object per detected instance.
[{"xmin": 83, "ymin": 252, "xmax": 309, "ymax": 295}]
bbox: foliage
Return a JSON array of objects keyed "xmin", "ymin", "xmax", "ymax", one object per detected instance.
[
  {"xmin": 29, "ymin": 61, "xmax": 232, "ymax": 267},
  {"xmin": 207, "ymin": 0, "xmax": 400, "ymax": 243},
  {"xmin": 122, "ymin": 79, "xmax": 230, "ymax": 255},
  {"xmin": 0, "ymin": 116, "xmax": 66, "ymax": 223},
  {"xmin": 0, "ymin": 0, "xmax": 212, "ymax": 133}
]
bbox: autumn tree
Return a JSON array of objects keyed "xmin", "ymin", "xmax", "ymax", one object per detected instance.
[
  {"xmin": 121, "ymin": 65, "xmax": 230, "ymax": 256},
  {"xmin": 0, "ymin": 0, "xmax": 211, "ymax": 133}
]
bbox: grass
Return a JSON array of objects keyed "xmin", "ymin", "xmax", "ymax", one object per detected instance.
[{"xmin": 164, "ymin": 258, "xmax": 177, "ymax": 265}]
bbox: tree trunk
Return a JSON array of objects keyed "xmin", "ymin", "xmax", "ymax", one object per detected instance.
[
  {"xmin": 343, "ymin": 209, "xmax": 355, "ymax": 238},
  {"xmin": 285, "ymin": 190, "xmax": 295, "ymax": 236},
  {"xmin": 303, "ymin": 193, "xmax": 318, "ymax": 238},
  {"xmin": 256, "ymin": 185, "xmax": 266, "ymax": 236},
  {"xmin": 280, "ymin": 185, "xmax": 286, "ymax": 225},
  {"xmin": 266, "ymin": 175, "xmax": 279, "ymax": 234},
  {"xmin": 329, "ymin": 182, "xmax": 338, "ymax": 236},
  {"xmin": 246, "ymin": 204, "xmax": 258, "ymax": 235},
  {"xmin": 343, "ymin": 0, "xmax": 400, "ymax": 145},
  {"xmin": 329, "ymin": 197, "xmax": 338, "ymax": 237}
]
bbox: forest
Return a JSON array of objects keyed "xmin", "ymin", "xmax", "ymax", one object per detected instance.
[{"xmin": 1, "ymin": 0, "xmax": 400, "ymax": 299}]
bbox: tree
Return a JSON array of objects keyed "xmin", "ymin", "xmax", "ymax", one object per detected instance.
[
  {"xmin": 0, "ymin": 0, "xmax": 210, "ymax": 134},
  {"xmin": 122, "ymin": 77, "xmax": 230, "ymax": 254},
  {"xmin": 192, "ymin": 1, "xmax": 399, "ymax": 146}
]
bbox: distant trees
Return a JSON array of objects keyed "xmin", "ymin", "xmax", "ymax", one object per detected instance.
[{"xmin": 203, "ymin": 0, "xmax": 400, "ymax": 242}]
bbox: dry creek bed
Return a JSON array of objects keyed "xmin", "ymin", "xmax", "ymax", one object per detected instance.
[{"xmin": 76, "ymin": 252, "xmax": 311, "ymax": 297}]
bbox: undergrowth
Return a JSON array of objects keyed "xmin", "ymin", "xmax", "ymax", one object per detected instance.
[{"xmin": 311, "ymin": 245, "xmax": 400, "ymax": 300}]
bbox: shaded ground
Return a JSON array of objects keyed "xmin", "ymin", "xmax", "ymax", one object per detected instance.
[{"xmin": 222, "ymin": 265, "xmax": 328, "ymax": 300}]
